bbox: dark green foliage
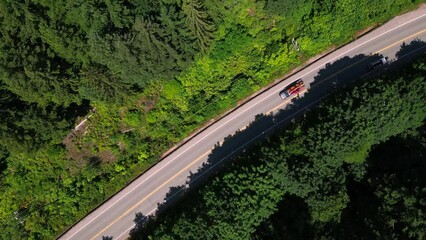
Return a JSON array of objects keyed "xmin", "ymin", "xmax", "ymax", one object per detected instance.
[
  {"xmin": 0, "ymin": 84, "xmax": 75, "ymax": 153},
  {"xmin": 255, "ymin": 125, "xmax": 426, "ymax": 240},
  {"xmin": 0, "ymin": 0, "xmax": 203, "ymax": 106},
  {"xmin": 0, "ymin": 145, "xmax": 7, "ymax": 175},
  {"xmin": 182, "ymin": 0, "xmax": 215, "ymax": 52},
  {"xmin": 345, "ymin": 126, "xmax": 426, "ymax": 240},
  {"xmin": 0, "ymin": 0, "xmax": 424, "ymax": 238},
  {"xmin": 140, "ymin": 56, "xmax": 426, "ymax": 239}
]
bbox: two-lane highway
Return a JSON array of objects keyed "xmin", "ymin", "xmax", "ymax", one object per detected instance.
[{"xmin": 59, "ymin": 6, "xmax": 426, "ymax": 240}]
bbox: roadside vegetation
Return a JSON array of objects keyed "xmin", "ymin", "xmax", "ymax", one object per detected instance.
[
  {"xmin": 0, "ymin": 0, "xmax": 424, "ymax": 238},
  {"xmin": 134, "ymin": 55, "xmax": 426, "ymax": 240}
]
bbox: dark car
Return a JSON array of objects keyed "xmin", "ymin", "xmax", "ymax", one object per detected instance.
[
  {"xmin": 368, "ymin": 57, "xmax": 387, "ymax": 70},
  {"xmin": 279, "ymin": 79, "xmax": 305, "ymax": 100}
]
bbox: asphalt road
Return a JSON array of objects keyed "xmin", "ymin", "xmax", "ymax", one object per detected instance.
[{"xmin": 59, "ymin": 6, "xmax": 426, "ymax": 240}]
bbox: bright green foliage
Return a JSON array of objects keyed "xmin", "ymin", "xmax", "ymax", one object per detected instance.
[
  {"xmin": 0, "ymin": 0, "xmax": 424, "ymax": 238},
  {"xmin": 141, "ymin": 56, "xmax": 426, "ymax": 239}
]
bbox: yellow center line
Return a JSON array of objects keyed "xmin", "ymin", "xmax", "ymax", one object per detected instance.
[
  {"xmin": 90, "ymin": 27, "xmax": 426, "ymax": 240},
  {"xmin": 373, "ymin": 29, "xmax": 426, "ymax": 54},
  {"xmin": 90, "ymin": 150, "xmax": 211, "ymax": 239},
  {"xmin": 266, "ymin": 89, "xmax": 306, "ymax": 114},
  {"xmin": 266, "ymin": 56, "xmax": 365, "ymax": 114},
  {"xmin": 267, "ymin": 28, "xmax": 426, "ymax": 114}
]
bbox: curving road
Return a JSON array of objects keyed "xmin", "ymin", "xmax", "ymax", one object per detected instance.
[{"xmin": 59, "ymin": 6, "xmax": 426, "ymax": 240}]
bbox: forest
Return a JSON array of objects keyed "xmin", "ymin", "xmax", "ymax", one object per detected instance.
[
  {"xmin": 133, "ymin": 55, "xmax": 426, "ymax": 240},
  {"xmin": 0, "ymin": 0, "xmax": 424, "ymax": 238}
]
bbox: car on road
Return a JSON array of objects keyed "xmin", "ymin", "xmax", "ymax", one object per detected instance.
[
  {"xmin": 368, "ymin": 57, "xmax": 387, "ymax": 70},
  {"xmin": 279, "ymin": 79, "xmax": 305, "ymax": 100}
]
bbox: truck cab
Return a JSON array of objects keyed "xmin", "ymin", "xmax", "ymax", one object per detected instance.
[{"xmin": 279, "ymin": 79, "xmax": 305, "ymax": 100}]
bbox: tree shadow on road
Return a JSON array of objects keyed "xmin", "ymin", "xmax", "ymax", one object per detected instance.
[
  {"xmin": 395, "ymin": 39, "xmax": 426, "ymax": 59},
  {"xmin": 128, "ymin": 186, "xmax": 187, "ymax": 240},
  {"xmin": 127, "ymin": 40, "xmax": 426, "ymax": 239},
  {"xmin": 128, "ymin": 212, "xmax": 154, "ymax": 240},
  {"xmin": 127, "ymin": 53, "xmax": 370, "ymax": 239},
  {"xmin": 360, "ymin": 39, "xmax": 426, "ymax": 81}
]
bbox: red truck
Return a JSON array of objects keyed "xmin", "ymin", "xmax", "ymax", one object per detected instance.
[{"xmin": 279, "ymin": 79, "xmax": 305, "ymax": 99}]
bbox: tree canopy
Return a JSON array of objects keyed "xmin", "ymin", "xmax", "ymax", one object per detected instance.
[
  {"xmin": 0, "ymin": 0, "xmax": 423, "ymax": 238},
  {"xmin": 135, "ymin": 55, "xmax": 426, "ymax": 240}
]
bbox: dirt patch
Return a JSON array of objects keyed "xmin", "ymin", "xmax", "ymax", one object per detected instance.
[
  {"xmin": 247, "ymin": 8, "xmax": 255, "ymax": 17},
  {"xmin": 99, "ymin": 150, "xmax": 117, "ymax": 164},
  {"xmin": 63, "ymin": 132, "xmax": 93, "ymax": 166},
  {"xmin": 118, "ymin": 141, "xmax": 127, "ymax": 151},
  {"xmin": 136, "ymin": 96, "xmax": 157, "ymax": 113},
  {"xmin": 63, "ymin": 132, "xmax": 118, "ymax": 168}
]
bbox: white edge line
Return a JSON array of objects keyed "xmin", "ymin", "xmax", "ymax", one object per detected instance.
[
  {"xmin": 63, "ymin": 12, "xmax": 426, "ymax": 240},
  {"xmin": 114, "ymin": 207, "xmax": 156, "ymax": 240},
  {"xmin": 114, "ymin": 89, "xmax": 330, "ymax": 239},
  {"xmin": 112, "ymin": 29, "xmax": 426, "ymax": 236}
]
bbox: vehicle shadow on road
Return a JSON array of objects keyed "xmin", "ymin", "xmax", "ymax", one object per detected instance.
[
  {"xmin": 127, "ymin": 53, "xmax": 371, "ymax": 239},
  {"xmin": 178, "ymin": 53, "xmax": 384, "ymax": 194},
  {"xmin": 127, "ymin": 40, "xmax": 425, "ymax": 239},
  {"xmin": 360, "ymin": 39, "xmax": 426, "ymax": 81},
  {"xmin": 125, "ymin": 55, "xmax": 367, "ymax": 239}
]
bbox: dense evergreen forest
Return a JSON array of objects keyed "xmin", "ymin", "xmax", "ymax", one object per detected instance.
[
  {"xmin": 254, "ymin": 125, "xmax": 426, "ymax": 240},
  {"xmin": 0, "ymin": 0, "xmax": 423, "ymax": 238},
  {"xmin": 135, "ymin": 55, "xmax": 426, "ymax": 240}
]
